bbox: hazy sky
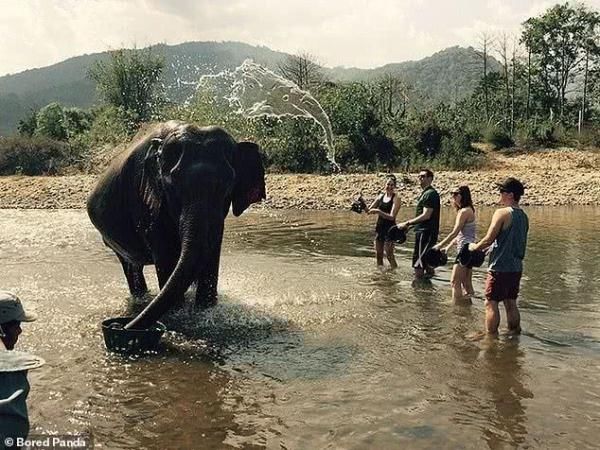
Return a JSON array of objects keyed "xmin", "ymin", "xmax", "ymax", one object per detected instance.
[{"xmin": 2, "ymin": 0, "xmax": 600, "ymax": 77}]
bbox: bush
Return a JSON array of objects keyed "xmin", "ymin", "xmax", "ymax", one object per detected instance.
[
  {"xmin": 0, "ymin": 136, "xmax": 74, "ymax": 175},
  {"xmin": 17, "ymin": 109, "xmax": 38, "ymax": 137},
  {"xmin": 484, "ymin": 127, "xmax": 514, "ymax": 149},
  {"xmin": 86, "ymin": 106, "xmax": 137, "ymax": 145},
  {"xmin": 35, "ymin": 103, "xmax": 68, "ymax": 140},
  {"xmin": 265, "ymin": 123, "xmax": 329, "ymax": 172},
  {"xmin": 253, "ymin": 119, "xmax": 329, "ymax": 173},
  {"xmin": 267, "ymin": 143, "xmax": 328, "ymax": 173},
  {"xmin": 63, "ymin": 107, "xmax": 93, "ymax": 138},
  {"xmin": 17, "ymin": 103, "xmax": 93, "ymax": 142},
  {"xmin": 571, "ymin": 126, "xmax": 600, "ymax": 148},
  {"xmin": 414, "ymin": 122, "xmax": 446, "ymax": 158},
  {"xmin": 516, "ymin": 119, "xmax": 559, "ymax": 148},
  {"xmin": 434, "ymin": 134, "xmax": 483, "ymax": 170},
  {"xmin": 329, "ymin": 135, "xmax": 355, "ymax": 169}
]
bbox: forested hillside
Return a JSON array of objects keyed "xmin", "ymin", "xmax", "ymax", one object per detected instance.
[
  {"xmin": 0, "ymin": 42, "xmax": 289, "ymax": 135},
  {"xmin": 327, "ymin": 46, "xmax": 501, "ymax": 103},
  {"xmin": 0, "ymin": 42, "xmax": 498, "ymax": 135}
]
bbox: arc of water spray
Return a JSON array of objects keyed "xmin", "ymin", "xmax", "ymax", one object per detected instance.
[{"xmin": 197, "ymin": 60, "xmax": 338, "ymax": 170}]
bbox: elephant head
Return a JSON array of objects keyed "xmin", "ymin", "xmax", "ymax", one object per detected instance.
[{"xmin": 125, "ymin": 122, "xmax": 265, "ymax": 329}]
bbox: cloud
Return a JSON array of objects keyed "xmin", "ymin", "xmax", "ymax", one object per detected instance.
[{"xmin": 2, "ymin": 0, "xmax": 600, "ymax": 76}]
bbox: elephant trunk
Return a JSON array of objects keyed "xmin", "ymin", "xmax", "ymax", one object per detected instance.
[{"xmin": 125, "ymin": 203, "xmax": 219, "ymax": 330}]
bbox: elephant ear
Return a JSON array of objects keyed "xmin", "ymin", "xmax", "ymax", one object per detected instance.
[
  {"xmin": 141, "ymin": 138, "xmax": 164, "ymax": 222},
  {"xmin": 231, "ymin": 142, "xmax": 266, "ymax": 217}
]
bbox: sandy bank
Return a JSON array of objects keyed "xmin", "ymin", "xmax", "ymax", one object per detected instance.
[{"xmin": 1, "ymin": 148, "xmax": 599, "ymax": 209}]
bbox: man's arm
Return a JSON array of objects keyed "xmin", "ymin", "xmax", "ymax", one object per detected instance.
[
  {"xmin": 399, "ymin": 207, "xmax": 433, "ymax": 229},
  {"xmin": 470, "ymin": 209, "xmax": 508, "ymax": 251},
  {"xmin": 435, "ymin": 208, "xmax": 469, "ymax": 250},
  {"xmin": 0, "ymin": 389, "xmax": 25, "ymax": 406},
  {"xmin": 399, "ymin": 190, "xmax": 438, "ymax": 229}
]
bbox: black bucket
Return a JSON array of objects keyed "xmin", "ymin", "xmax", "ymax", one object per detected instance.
[
  {"xmin": 457, "ymin": 243, "xmax": 486, "ymax": 268},
  {"xmin": 387, "ymin": 225, "xmax": 407, "ymax": 244},
  {"xmin": 423, "ymin": 248, "xmax": 448, "ymax": 268},
  {"xmin": 101, "ymin": 317, "xmax": 166, "ymax": 354}
]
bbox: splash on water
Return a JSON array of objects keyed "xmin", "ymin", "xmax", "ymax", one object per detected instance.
[{"xmin": 197, "ymin": 60, "xmax": 337, "ymax": 167}]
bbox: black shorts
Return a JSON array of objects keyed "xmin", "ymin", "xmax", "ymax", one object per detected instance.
[
  {"xmin": 454, "ymin": 255, "xmax": 474, "ymax": 269},
  {"xmin": 375, "ymin": 223, "xmax": 395, "ymax": 242},
  {"xmin": 412, "ymin": 231, "xmax": 438, "ymax": 268}
]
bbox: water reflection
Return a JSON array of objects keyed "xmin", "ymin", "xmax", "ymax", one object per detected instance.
[
  {"xmin": 85, "ymin": 357, "xmax": 240, "ymax": 448},
  {"xmin": 478, "ymin": 339, "xmax": 532, "ymax": 449}
]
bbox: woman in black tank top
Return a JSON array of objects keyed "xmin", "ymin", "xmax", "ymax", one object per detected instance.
[{"xmin": 367, "ymin": 176, "xmax": 401, "ymax": 269}]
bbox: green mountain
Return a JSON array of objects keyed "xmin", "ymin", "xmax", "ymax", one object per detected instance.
[
  {"xmin": 326, "ymin": 46, "xmax": 502, "ymax": 103},
  {"xmin": 0, "ymin": 42, "xmax": 289, "ymax": 135},
  {"xmin": 0, "ymin": 42, "xmax": 499, "ymax": 135}
]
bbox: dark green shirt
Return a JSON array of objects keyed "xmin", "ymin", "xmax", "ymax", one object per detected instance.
[
  {"xmin": 0, "ymin": 371, "xmax": 30, "ymax": 441},
  {"xmin": 414, "ymin": 186, "xmax": 440, "ymax": 237}
]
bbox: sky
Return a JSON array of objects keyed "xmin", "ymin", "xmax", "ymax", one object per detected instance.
[{"xmin": 2, "ymin": 0, "xmax": 600, "ymax": 77}]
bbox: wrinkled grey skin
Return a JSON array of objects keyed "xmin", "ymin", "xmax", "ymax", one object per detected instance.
[{"xmin": 87, "ymin": 121, "xmax": 265, "ymax": 329}]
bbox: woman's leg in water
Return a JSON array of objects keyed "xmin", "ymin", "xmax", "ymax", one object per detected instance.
[
  {"xmin": 450, "ymin": 264, "xmax": 462, "ymax": 301},
  {"xmin": 451, "ymin": 264, "xmax": 471, "ymax": 304},
  {"xmin": 374, "ymin": 239, "xmax": 384, "ymax": 266},
  {"xmin": 384, "ymin": 241, "xmax": 397, "ymax": 269},
  {"xmin": 464, "ymin": 268, "xmax": 475, "ymax": 296}
]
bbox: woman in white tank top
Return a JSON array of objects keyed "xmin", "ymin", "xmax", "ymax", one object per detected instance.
[{"xmin": 433, "ymin": 186, "xmax": 476, "ymax": 304}]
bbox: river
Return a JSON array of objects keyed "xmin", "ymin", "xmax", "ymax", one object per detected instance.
[{"xmin": 1, "ymin": 207, "xmax": 599, "ymax": 449}]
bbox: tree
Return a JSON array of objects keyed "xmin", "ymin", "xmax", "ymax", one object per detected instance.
[
  {"xmin": 277, "ymin": 52, "xmax": 327, "ymax": 91},
  {"xmin": 88, "ymin": 47, "xmax": 165, "ymax": 123},
  {"xmin": 496, "ymin": 33, "xmax": 523, "ymax": 135},
  {"xmin": 522, "ymin": 3, "xmax": 600, "ymax": 120},
  {"xmin": 21, "ymin": 103, "xmax": 92, "ymax": 140},
  {"xmin": 35, "ymin": 103, "xmax": 67, "ymax": 140},
  {"xmin": 476, "ymin": 33, "xmax": 495, "ymax": 122},
  {"xmin": 17, "ymin": 109, "xmax": 38, "ymax": 137},
  {"xmin": 319, "ymin": 82, "xmax": 399, "ymax": 168},
  {"xmin": 496, "ymin": 33, "xmax": 512, "ymax": 128},
  {"xmin": 370, "ymin": 73, "xmax": 412, "ymax": 122},
  {"xmin": 63, "ymin": 107, "xmax": 93, "ymax": 138}
]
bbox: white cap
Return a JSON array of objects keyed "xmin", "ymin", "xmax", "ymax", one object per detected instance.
[{"xmin": 0, "ymin": 291, "xmax": 37, "ymax": 324}]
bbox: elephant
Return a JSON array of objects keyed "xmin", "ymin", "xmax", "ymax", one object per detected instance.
[{"xmin": 87, "ymin": 121, "xmax": 266, "ymax": 330}]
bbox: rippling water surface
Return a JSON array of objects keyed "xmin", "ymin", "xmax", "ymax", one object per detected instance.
[{"xmin": 2, "ymin": 207, "xmax": 600, "ymax": 449}]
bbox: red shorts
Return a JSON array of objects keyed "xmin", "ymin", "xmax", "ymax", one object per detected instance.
[{"xmin": 484, "ymin": 271, "xmax": 522, "ymax": 302}]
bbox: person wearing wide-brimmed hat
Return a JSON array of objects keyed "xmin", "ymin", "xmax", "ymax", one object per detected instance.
[
  {"xmin": 1, "ymin": 291, "xmax": 43, "ymax": 445},
  {"xmin": 468, "ymin": 178, "xmax": 529, "ymax": 335}
]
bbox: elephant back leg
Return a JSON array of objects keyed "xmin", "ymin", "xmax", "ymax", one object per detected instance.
[{"xmin": 116, "ymin": 253, "xmax": 148, "ymax": 297}]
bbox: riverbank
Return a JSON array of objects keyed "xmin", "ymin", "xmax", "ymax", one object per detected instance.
[{"xmin": 1, "ymin": 147, "xmax": 599, "ymax": 209}]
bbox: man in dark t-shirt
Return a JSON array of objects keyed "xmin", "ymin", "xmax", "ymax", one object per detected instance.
[{"xmin": 397, "ymin": 169, "xmax": 441, "ymax": 279}]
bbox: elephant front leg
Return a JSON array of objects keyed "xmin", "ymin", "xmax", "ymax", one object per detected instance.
[
  {"xmin": 116, "ymin": 254, "xmax": 148, "ymax": 297},
  {"xmin": 153, "ymin": 252, "xmax": 186, "ymax": 308},
  {"xmin": 195, "ymin": 250, "xmax": 220, "ymax": 308},
  {"xmin": 148, "ymin": 224, "xmax": 186, "ymax": 307},
  {"xmin": 155, "ymin": 255, "xmax": 178, "ymax": 290}
]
